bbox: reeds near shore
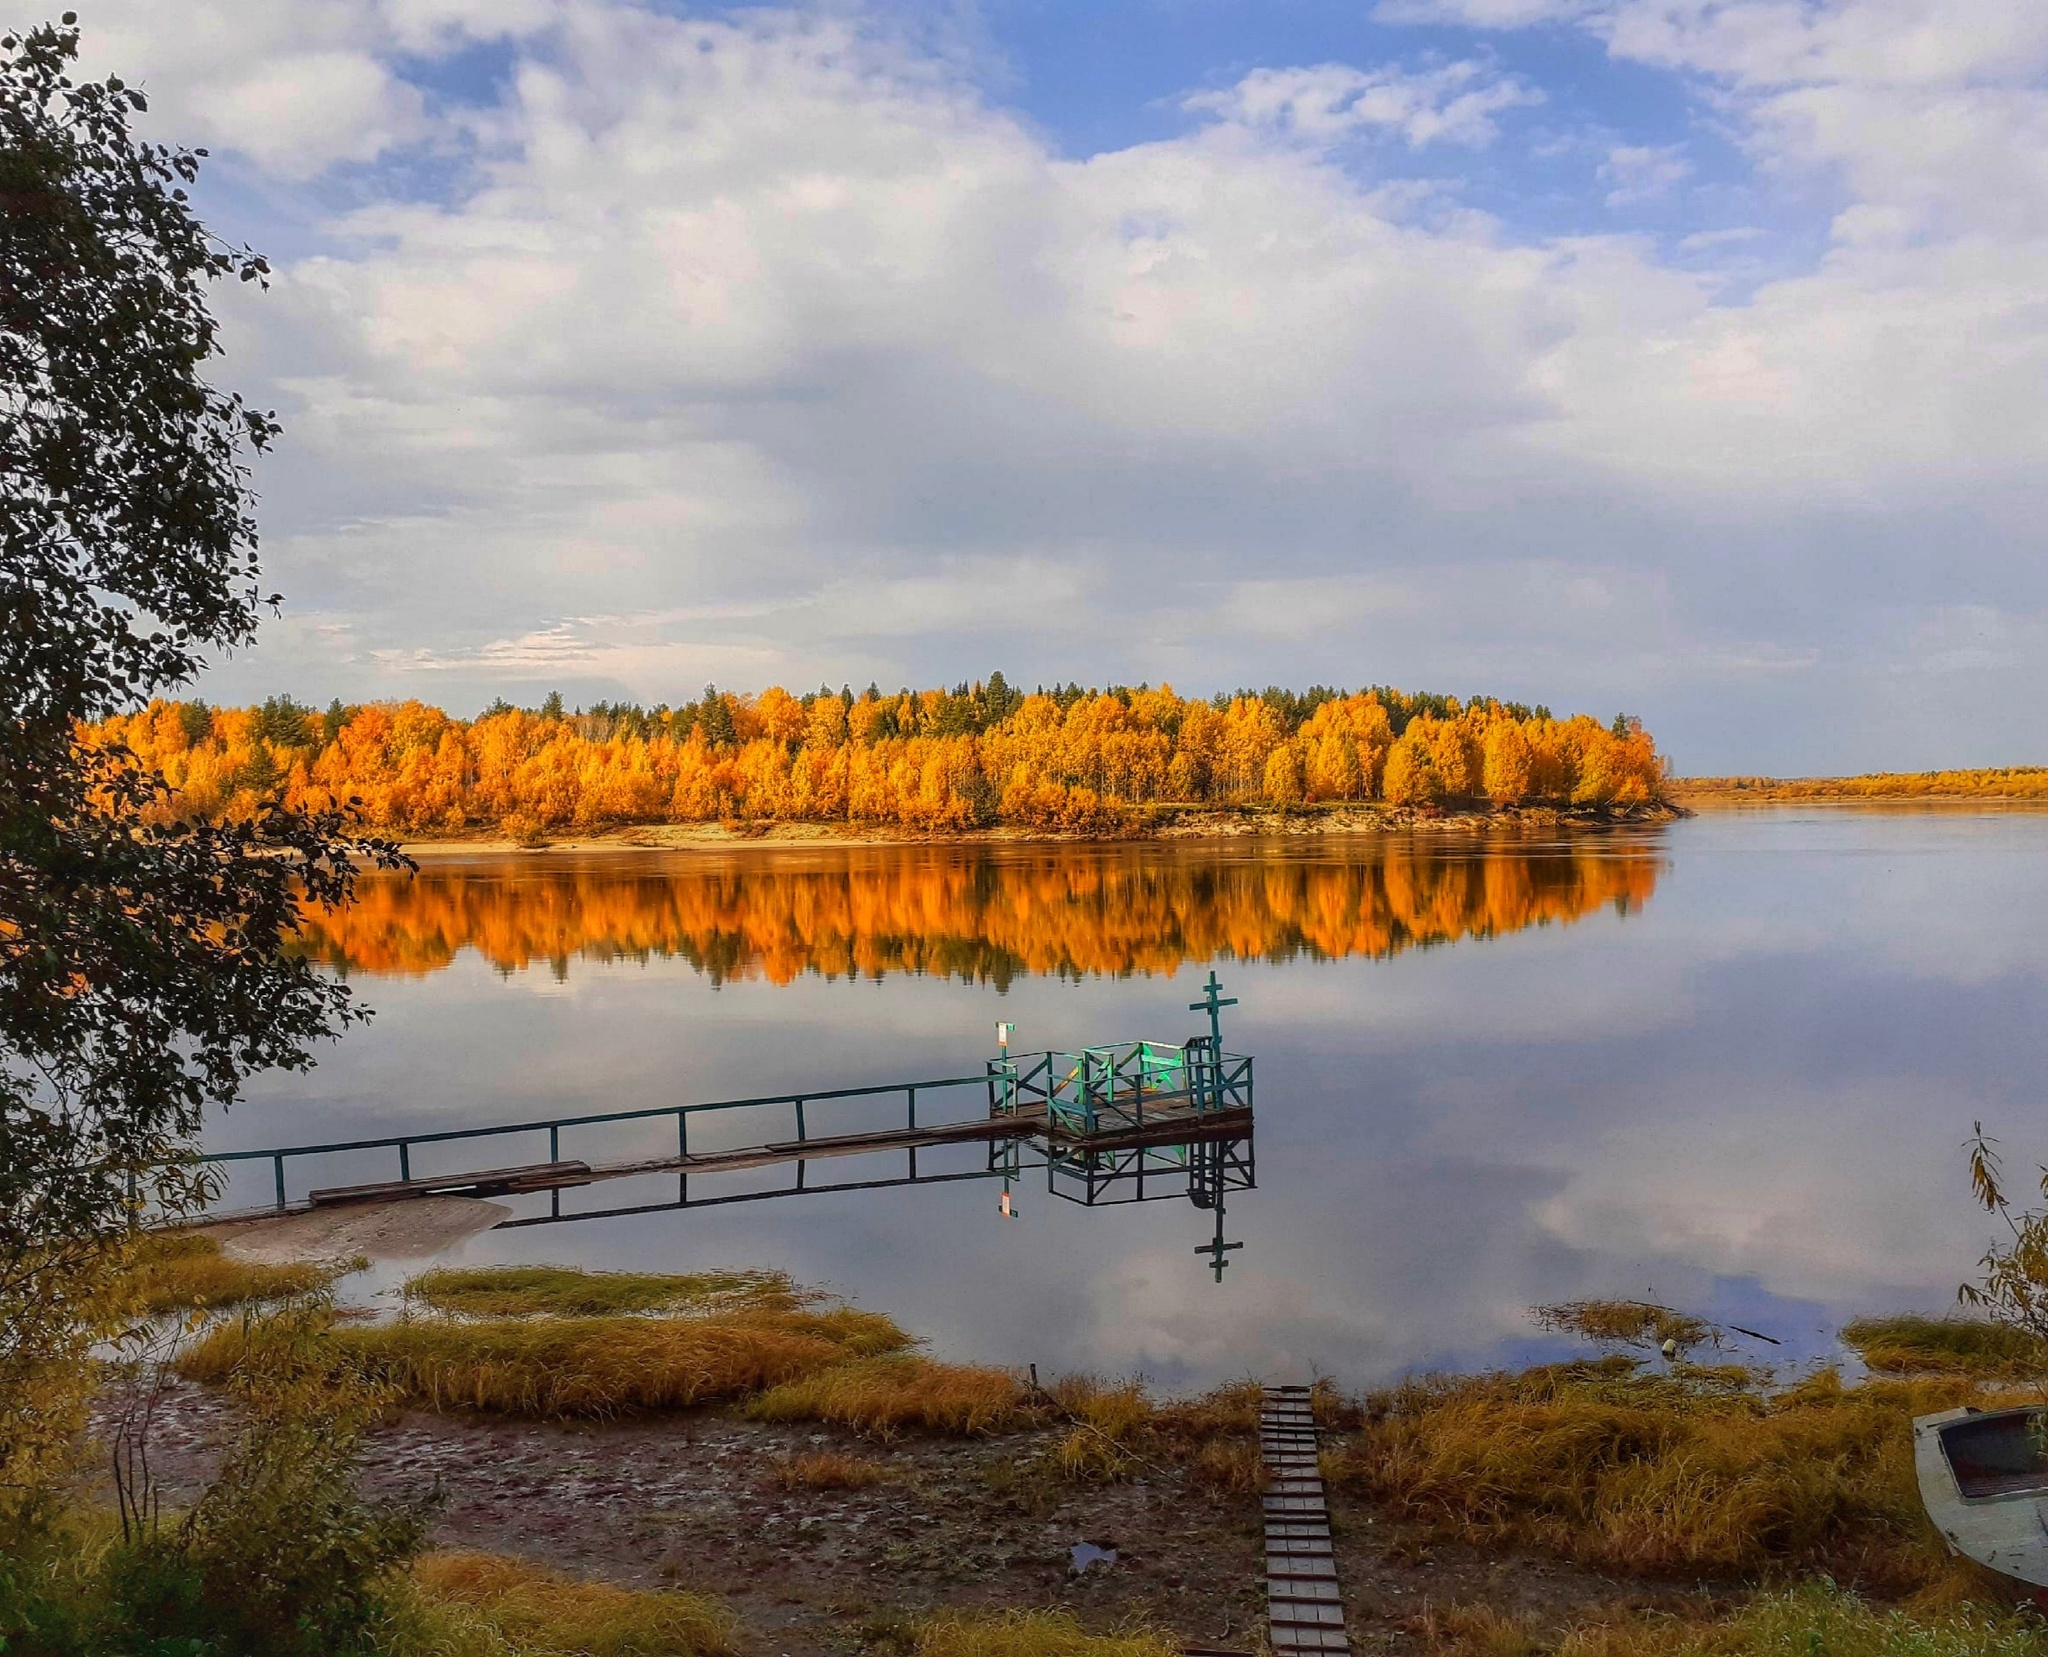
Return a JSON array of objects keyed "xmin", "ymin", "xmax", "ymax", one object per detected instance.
[
  {"xmin": 1841, "ymin": 1316, "xmax": 2048, "ymax": 1380},
  {"xmin": 1327, "ymin": 1359, "xmax": 1997, "ymax": 1590},
  {"xmin": 121, "ymin": 1233, "xmax": 341, "ymax": 1313},
  {"xmin": 404, "ymin": 1264, "xmax": 802, "ymax": 1318},
  {"xmin": 180, "ymin": 1303, "xmax": 910, "ymax": 1419},
  {"xmin": 746, "ymin": 1353, "xmax": 1030, "ymax": 1438}
]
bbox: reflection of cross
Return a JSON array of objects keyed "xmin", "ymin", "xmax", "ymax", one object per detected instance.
[{"xmin": 1197, "ymin": 1203, "xmax": 1244, "ymax": 1282}]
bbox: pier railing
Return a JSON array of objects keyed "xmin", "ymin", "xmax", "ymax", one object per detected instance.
[
  {"xmin": 990, "ymin": 1041, "xmax": 1254, "ymax": 1135},
  {"xmin": 202, "ymin": 1073, "xmax": 988, "ymax": 1215}
]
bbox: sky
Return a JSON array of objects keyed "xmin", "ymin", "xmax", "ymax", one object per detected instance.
[{"xmin": 66, "ymin": 0, "xmax": 2048, "ymax": 774}]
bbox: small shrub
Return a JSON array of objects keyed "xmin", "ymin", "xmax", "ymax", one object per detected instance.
[
  {"xmin": 766, "ymin": 1449, "xmax": 894, "ymax": 1491},
  {"xmin": 747, "ymin": 1354, "xmax": 1028, "ymax": 1439},
  {"xmin": 408, "ymin": 1548, "xmax": 736, "ymax": 1657},
  {"xmin": 404, "ymin": 1264, "xmax": 802, "ymax": 1319},
  {"xmin": 126, "ymin": 1298, "xmax": 429, "ymax": 1655}
]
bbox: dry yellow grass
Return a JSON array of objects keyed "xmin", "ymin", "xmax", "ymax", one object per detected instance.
[
  {"xmin": 1152, "ymin": 1379, "xmax": 1263, "ymax": 1442},
  {"xmin": 1329, "ymin": 1361, "xmax": 2003, "ymax": 1590},
  {"xmin": 1841, "ymin": 1316, "xmax": 2048, "ymax": 1380},
  {"xmin": 765, "ymin": 1448, "xmax": 895, "ymax": 1490},
  {"xmin": 411, "ymin": 1549, "xmax": 736, "ymax": 1656},
  {"xmin": 1185, "ymin": 1438, "xmax": 1264, "ymax": 1496},
  {"xmin": 180, "ymin": 1304, "xmax": 909, "ymax": 1420},
  {"xmin": 404, "ymin": 1264, "xmax": 802, "ymax": 1318},
  {"xmin": 912, "ymin": 1610, "xmax": 1178, "ymax": 1657},
  {"xmin": 1419, "ymin": 1583, "xmax": 2045, "ymax": 1657},
  {"xmin": 121, "ymin": 1233, "xmax": 338, "ymax": 1313},
  {"xmin": 1534, "ymin": 1299, "xmax": 1715, "ymax": 1355},
  {"xmin": 746, "ymin": 1353, "xmax": 1029, "ymax": 1439}
]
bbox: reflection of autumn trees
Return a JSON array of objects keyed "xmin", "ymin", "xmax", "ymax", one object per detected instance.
[
  {"xmin": 88, "ymin": 682, "xmax": 1666, "ymax": 837},
  {"xmin": 296, "ymin": 844, "xmax": 1661, "ymax": 984}
]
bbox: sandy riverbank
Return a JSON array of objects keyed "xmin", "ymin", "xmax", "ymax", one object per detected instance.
[{"xmin": 393, "ymin": 801, "xmax": 1685, "ymax": 858}]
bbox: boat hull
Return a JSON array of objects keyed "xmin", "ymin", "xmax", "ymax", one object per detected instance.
[{"xmin": 1914, "ymin": 1406, "xmax": 2048, "ymax": 1587}]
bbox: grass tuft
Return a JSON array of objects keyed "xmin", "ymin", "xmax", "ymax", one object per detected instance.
[
  {"xmin": 910, "ymin": 1610, "xmax": 1178, "ymax": 1657},
  {"xmin": 1841, "ymin": 1316, "xmax": 2048, "ymax": 1380},
  {"xmin": 180, "ymin": 1305, "xmax": 910, "ymax": 1420},
  {"xmin": 1420, "ymin": 1582, "xmax": 2048, "ymax": 1657},
  {"xmin": 746, "ymin": 1353, "xmax": 1029, "ymax": 1439},
  {"xmin": 766, "ymin": 1448, "xmax": 895, "ymax": 1491},
  {"xmin": 408, "ymin": 1548, "xmax": 737, "ymax": 1656},
  {"xmin": 403, "ymin": 1264, "xmax": 803, "ymax": 1319},
  {"xmin": 121, "ymin": 1232, "xmax": 341, "ymax": 1313},
  {"xmin": 1328, "ymin": 1361, "xmax": 2004, "ymax": 1590},
  {"xmin": 1534, "ymin": 1299, "xmax": 1716, "ymax": 1356}
]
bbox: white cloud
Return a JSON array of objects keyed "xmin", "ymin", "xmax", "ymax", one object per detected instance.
[
  {"xmin": 1599, "ymin": 142, "xmax": 1692, "ymax": 204},
  {"xmin": 63, "ymin": 0, "xmax": 2048, "ymax": 769},
  {"xmin": 1186, "ymin": 59, "xmax": 1541, "ymax": 148}
]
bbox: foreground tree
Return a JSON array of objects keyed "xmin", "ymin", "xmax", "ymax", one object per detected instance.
[{"xmin": 0, "ymin": 15, "xmax": 400, "ymax": 1499}]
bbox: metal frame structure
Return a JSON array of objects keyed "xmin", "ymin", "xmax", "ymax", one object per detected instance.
[{"xmin": 195, "ymin": 972, "xmax": 1258, "ymax": 1277}]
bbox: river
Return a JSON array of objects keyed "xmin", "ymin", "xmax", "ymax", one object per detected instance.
[{"xmin": 207, "ymin": 809, "xmax": 2048, "ymax": 1389}]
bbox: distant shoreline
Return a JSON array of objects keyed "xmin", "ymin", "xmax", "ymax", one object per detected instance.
[
  {"xmin": 1673, "ymin": 774, "xmax": 2048, "ymax": 808},
  {"xmin": 392, "ymin": 799, "xmax": 1686, "ymax": 857}
]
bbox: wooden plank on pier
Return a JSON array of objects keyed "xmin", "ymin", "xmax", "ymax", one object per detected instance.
[
  {"xmin": 1261, "ymin": 1384, "xmax": 1349, "ymax": 1657},
  {"xmin": 308, "ymin": 1161, "xmax": 593, "ymax": 1207},
  {"xmin": 289, "ymin": 1099, "xmax": 1256, "ymax": 1210}
]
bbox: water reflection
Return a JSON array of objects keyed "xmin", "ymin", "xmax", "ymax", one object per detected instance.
[
  {"xmin": 299, "ymin": 835, "xmax": 1662, "ymax": 983},
  {"xmin": 221, "ymin": 815, "xmax": 2048, "ymax": 1391}
]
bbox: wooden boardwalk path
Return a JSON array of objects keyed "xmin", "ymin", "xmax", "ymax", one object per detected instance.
[{"xmin": 1261, "ymin": 1385, "xmax": 1349, "ymax": 1657}]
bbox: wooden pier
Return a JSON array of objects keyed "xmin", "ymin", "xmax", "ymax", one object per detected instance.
[
  {"xmin": 301, "ymin": 1100, "xmax": 1253, "ymax": 1210},
  {"xmin": 200, "ymin": 973, "xmax": 1257, "ymax": 1262},
  {"xmin": 1261, "ymin": 1385, "xmax": 1349, "ymax": 1656}
]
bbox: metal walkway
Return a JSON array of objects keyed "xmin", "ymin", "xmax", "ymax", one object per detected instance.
[{"xmin": 1261, "ymin": 1385, "xmax": 1349, "ymax": 1657}]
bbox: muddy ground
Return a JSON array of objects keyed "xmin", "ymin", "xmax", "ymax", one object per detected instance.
[{"xmin": 118, "ymin": 1378, "xmax": 1722, "ymax": 1656}]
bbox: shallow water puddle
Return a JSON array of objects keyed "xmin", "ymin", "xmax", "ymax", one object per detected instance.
[{"xmin": 1070, "ymin": 1541, "xmax": 1118, "ymax": 1573}]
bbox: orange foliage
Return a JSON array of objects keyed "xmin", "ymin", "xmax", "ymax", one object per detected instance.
[
  {"xmin": 294, "ymin": 842, "xmax": 1662, "ymax": 982},
  {"xmin": 1679, "ymin": 769, "xmax": 2048, "ymax": 802},
  {"xmin": 88, "ymin": 686, "xmax": 1667, "ymax": 836}
]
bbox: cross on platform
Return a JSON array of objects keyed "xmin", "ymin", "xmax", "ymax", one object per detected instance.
[{"xmin": 1190, "ymin": 968, "xmax": 1237, "ymax": 1054}]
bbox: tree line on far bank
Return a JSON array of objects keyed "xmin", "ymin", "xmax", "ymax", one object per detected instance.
[{"xmin": 88, "ymin": 679, "xmax": 1668, "ymax": 838}]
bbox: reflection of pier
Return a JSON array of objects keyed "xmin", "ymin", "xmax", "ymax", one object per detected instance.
[{"xmin": 200, "ymin": 976, "xmax": 1256, "ymax": 1277}]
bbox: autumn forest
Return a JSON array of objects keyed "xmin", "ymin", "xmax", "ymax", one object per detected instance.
[{"xmin": 90, "ymin": 678, "xmax": 1668, "ymax": 838}]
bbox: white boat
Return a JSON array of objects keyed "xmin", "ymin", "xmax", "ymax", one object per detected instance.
[{"xmin": 1914, "ymin": 1406, "xmax": 2048, "ymax": 1586}]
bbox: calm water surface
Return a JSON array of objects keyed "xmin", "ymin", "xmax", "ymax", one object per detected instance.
[{"xmin": 210, "ymin": 811, "xmax": 2048, "ymax": 1388}]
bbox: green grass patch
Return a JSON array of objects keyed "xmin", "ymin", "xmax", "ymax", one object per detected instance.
[{"xmin": 403, "ymin": 1264, "xmax": 803, "ymax": 1318}]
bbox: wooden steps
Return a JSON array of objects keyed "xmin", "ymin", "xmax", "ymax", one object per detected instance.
[{"xmin": 1261, "ymin": 1384, "xmax": 1348, "ymax": 1657}]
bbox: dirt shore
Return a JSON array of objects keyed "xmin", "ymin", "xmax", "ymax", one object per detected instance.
[
  {"xmin": 395, "ymin": 802, "xmax": 1685, "ymax": 859},
  {"xmin": 117, "ymin": 1376, "xmax": 1715, "ymax": 1657}
]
